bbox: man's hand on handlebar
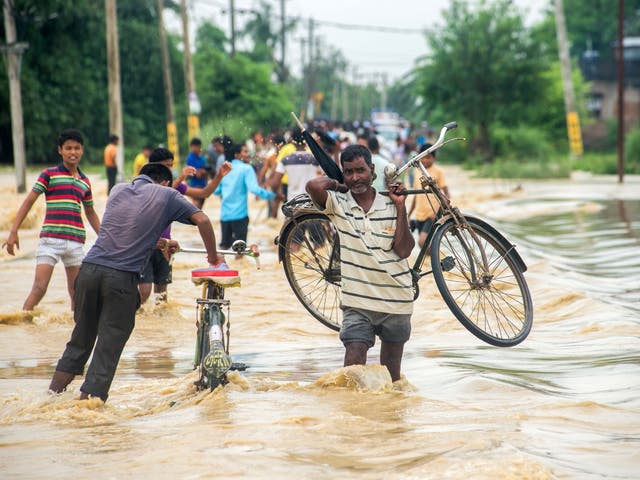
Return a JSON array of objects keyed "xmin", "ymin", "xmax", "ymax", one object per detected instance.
[
  {"xmin": 387, "ymin": 182, "xmax": 408, "ymax": 204},
  {"xmin": 208, "ymin": 252, "xmax": 226, "ymax": 267}
]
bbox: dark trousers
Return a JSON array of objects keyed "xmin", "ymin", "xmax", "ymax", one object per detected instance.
[
  {"xmin": 106, "ymin": 166, "xmax": 117, "ymax": 194},
  {"xmin": 56, "ymin": 263, "xmax": 140, "ymax": 401},
  {"xmin": 220, "ymin": 216, "xmax": 249, "ymax": 249}
]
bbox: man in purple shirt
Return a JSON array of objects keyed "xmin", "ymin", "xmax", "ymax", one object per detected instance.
[
  {"xmin": 48, "ymin": 163, "xmax": 224, "ymax": 402},
  {"xmin": 136, "ymin": 148, "xmax": 230, "ymax": 305}
]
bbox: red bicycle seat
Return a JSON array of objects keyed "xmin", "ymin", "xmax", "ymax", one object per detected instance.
[
  {"xmin": 191, "ymin": 264, "xmax": 241, "ymax": 287},
  {"xmin": 191, "ymin": 266, "xmax": 239, "ymax": 278}
]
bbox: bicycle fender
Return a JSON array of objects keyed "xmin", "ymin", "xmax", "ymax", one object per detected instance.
[{"xmin": 446, "ymin": 215, "xmax": 528, "ymax": 273}]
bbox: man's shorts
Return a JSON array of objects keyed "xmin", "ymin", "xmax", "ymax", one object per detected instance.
[
  {"xmin": 339, "ymin": 306, "xmax": 411, "ymax": 348},
  {"xmin": 139, "ymin": 249, "xmax": 172, "ymax": 285},
  {"xmin": 415, "ymin": 217, "xmax": 435, "ymax": 235},
  {"xmin": 36, "ymin": 237, "xmax": 84, "ymax": 267}
]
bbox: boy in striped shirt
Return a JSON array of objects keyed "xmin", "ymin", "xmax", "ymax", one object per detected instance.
[
  {"xmin": 306, "ymin": 144, "xmax": 415, "ymax": 382},
  {"xmin": 3, "ymin": 129, "xmax": 101, "ymax": 311}
]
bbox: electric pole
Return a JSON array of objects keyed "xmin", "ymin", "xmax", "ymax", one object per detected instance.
[
  {"xmin": 352, "ymin": 67, "xmax": 361, "ymax": 121},
  {"xmin": 279, "ymin": 0, "xmax": 287, "ymax": 82},
  {"xmin": 298, "ymin": 37, "xmax": 307, "ymax": 118},
  {"xmin": 617, "ymin": 0, "xmax": 625, "ymax": 183},
  {"xmin": 180, "ymin": 0, "xmax": 200, "ymax": 141},
  {"xmin": 2, "ymin": 0, "xmax": 27, "ymax": 193},
  {"xmin": 341, "ymin": 70, "xmax": 349, "ymax": 122},
  {"xmin": 156, "ymin": 0, "xmax": 179, "ymax": 164},
  {"xmin": 306, "ymin": 18, "xmax": 314, "ymax": 120},
  {"xmin": 330, "ymin": 66, "xmax": 338, "ymax": 121},
  {"xmin": 105, "ymin": 0, "xmax": 124, "ymax": 182},
  {"xmin": 554, "ymin": 0, "xmax": 583, "ymax": 159},
  {"xmin": 229, "ymin": 0, "xmax": 236, "ymax": 57}
]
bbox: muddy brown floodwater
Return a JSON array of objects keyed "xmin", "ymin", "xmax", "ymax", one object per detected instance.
[{"xmin": 1, "ymin": 168, "xmax": 638, "ymax": 479}]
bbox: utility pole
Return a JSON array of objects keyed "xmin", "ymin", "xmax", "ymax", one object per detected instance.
[
  {"xmin": 351, "ymin": 67, "xmax": 360, "ymax": 121},
  {"xmin": 554, "ymin": 0, "xmax": 583, "ymax": 160},
  {"xmin": 279, "ymin": 0, "xmax": 287, "ymax": 82},
  {"xmin": 229, "ymin": 0, "xmax": 236, "ymax": 57},
  {"xmin": 341, "ymin": 70, "xmax": 349, "ymax": 122},
  {"xmin": 2, "ymin": 0, "xmax": 27, "ymax": 193},
  {"xmin": 180, "ymin": 0, "xmax": 200, "ymax": 141},
  {"xmin": 306, "ymin": 18, "xmax": 314, "ymax": 120},
  {"xmin": 380, "ymin": 72, "xmax": 388, "ymax": 112},
  {"xmin": 105, "ymin": 0, "xmax": 124, "ymax": 182},
  {"xmin": 617, "ymin": 0, "xmax": 625, "ymax": 183},
  {"xmin": 156, "ymin": 0, "xmax": 179, "ymax": 164},
  {"xmin": 330, "ymin": 67, "xmax": 338, "ymax": 121},
  {"xmin": 298, "ymin": 37, "xmax": 307, "ymax": 118}
]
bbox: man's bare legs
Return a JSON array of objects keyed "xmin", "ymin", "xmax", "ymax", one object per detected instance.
[
  {"xmin": 22, "ymin": 264, "xmax": 55, "ymax": 311},
  {"xmin": 344, "ymin": 341, "xmax": 404, "ymax": 382},
  {"xmin": 380, "ymin": 341, "xmax": 404, "ymax": 382},
  {"xmin": 64, "ymin": 265, "xmax": 80, "ymax": 310},
  {"xmin": 139, "ymin": 283, "xmax": 167, "ymax": 305},
  {"xmin": 344, "ymin": 342, "xmax": 368, "ymax": 367}
]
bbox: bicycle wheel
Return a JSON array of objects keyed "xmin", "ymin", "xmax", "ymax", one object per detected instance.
[
  {"xmin": 279, "ymin": 213, "xmax": 342, "ymax": 331},
  {"xmin": 430, "ymin": 217, "xmax": 533, "ymax": 347}
]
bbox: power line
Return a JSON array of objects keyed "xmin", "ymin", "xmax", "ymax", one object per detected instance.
[{"xmin": 197, "ymin": 0, "xmax": 428, "ymax": 35}]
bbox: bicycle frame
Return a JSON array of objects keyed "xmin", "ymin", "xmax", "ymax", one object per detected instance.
[
  {"xmin": 179, "ymin": 240, "xmax": 260, "ymax": 390},
  {"xmin": 385, "ymin": 123, "xmax": 494, "ymax": 283}
]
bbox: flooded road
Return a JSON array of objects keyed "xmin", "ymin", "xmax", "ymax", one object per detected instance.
[{"xmin": 1, "ymin": 169, "xmax": 638, "ymax": 479}]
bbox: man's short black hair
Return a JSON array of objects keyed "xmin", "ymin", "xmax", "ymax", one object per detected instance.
[
  {"xmin": 148, "ymin": 147, "xmax": 174, "ymax": 164},
  {"xmin": 367, "ymin": 136, "xmax": 380, "ymax": 152},
  {"xmin": 190, "ymin": 137, "xmax": 202, "ymax": 146},
  {"xmin": 109, "ymin": 134, "xmax": 119, "ymax": 143},
  {"xmin": 58, "ymin": 129, "xmax": 84, "ymax": 147},
  {"xmin": 229, "ymin": 143, "xmax": 244, "ymax": 158},
  {"xmin": 340, "ymin": 144, "xmax": 372, "ymax": 167},
  {"xmin": 291, "ymin": 127, "xmax": 304, "ymax": 145},
  {"xmin": 139, "ymin": 163, "xmax": 173, "ymax": 184},
  {"xmin": 419, "ymin": 142, "xmax": 436, "ymax": 157}
]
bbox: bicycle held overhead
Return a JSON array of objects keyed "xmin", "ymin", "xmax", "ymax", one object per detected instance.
[{"xmin": 276, "ymin": 120, "xmax": 533, "ymax": 348}]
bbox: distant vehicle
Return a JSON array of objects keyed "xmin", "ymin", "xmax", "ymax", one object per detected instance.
[{"xmin": 371, "ymin": 111, "xmax": 402, "ymax": 155}]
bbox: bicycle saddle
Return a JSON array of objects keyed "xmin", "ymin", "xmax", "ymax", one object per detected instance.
[{"xmin": 191, "ymin": 265, "xmax": 241, "ymax": 287}]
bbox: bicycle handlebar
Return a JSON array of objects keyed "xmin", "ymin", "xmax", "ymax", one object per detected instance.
[
  {"xmin": 178, "ymin": 240, "xmax": 261, "ymax": 269},
  {"xmin": 385, "ymin": 121, "xmax": 465, "ymax": 182}
]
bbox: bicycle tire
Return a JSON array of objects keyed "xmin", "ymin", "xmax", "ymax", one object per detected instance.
[
  {"xmin": 196, "ymin": 282, "xmax": 228, "ymax": 391},
  {"xmin": 430, "ymin": 217, "xmax": 533, "ymax": 347},
  {"xmin": 279, "ymin": 213, "xmax": 342, "ymax": 331}
]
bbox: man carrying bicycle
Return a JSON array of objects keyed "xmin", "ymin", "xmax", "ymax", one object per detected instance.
[{"xmin": 305, "ymin": 144, "xmax": 414, "ymax": 382}]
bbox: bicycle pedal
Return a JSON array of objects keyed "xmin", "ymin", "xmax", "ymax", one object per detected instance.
[
  {"xmin": 440, "ymin": 256, "xmax": 455, "ymax": 272},
  {"xmin": 230, "ymin": 362, "xmax": 248, "ymax": 371}
]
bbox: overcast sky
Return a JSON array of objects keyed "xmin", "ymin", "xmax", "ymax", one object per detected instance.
[{"xmin": 171, "ymin": 0, "xmax": 552, "ymax": 83}]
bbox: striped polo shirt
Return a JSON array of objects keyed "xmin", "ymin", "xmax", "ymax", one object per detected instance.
[
  {"xmin": 32, "ymin": 163, "xmax": 94, "ymax": 243},
  {"xmin": 323, "ymin": 190, "xmax": 414, "ymax": 314}
]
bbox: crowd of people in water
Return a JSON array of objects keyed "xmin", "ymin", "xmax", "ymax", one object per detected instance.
[{"xmin": 2, "ymin": 118, "xmax": 446, "ymax": 402}]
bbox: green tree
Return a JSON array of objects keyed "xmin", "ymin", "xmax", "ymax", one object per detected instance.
[
  {"xmin": 559, "ymin": 0, "xmax": 640, "ymax": 58},
  {"xmin": 0, "ymin": 0, "xmax": 185, "ymax": 165},
  {"xmin": 194, "ymin": 22, "xmax": 294, "ymax": 134},
  {"xmin": 240, "ymin": 0, "xmax": 297, "ymax": 83},
  {"xmin": 416, "ymin": 0, "xmax": 549, "ymax": 160}
]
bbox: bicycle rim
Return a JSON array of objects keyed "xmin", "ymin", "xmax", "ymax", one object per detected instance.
[
  {"xmin": 430, "ymin": 218, "xmax": 533, "ymax": 346},
  {"xmin": 280, "ymin": 213, "xmax": 342, "ymax": 331}
]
